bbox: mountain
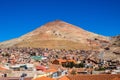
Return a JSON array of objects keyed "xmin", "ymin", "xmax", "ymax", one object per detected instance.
[
  {"xmin": 111, "ymin": 35, "xmax": 120, "ymax": 47},
  {"xmin": 103, "ymin": 35, "xmax": 120, "ymax": 60},
  {"xmin": 0, "ymin": 20, "xmax": 109, "ymax": 49}
]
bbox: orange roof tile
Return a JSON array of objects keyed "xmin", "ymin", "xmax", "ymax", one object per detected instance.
[
  {"xmin": 57, "ymin": 59, "xmax": 66, "ymax": 63},
  {"xmin": 0, "ymin": 66, "xmax": 8, "ymax": 71},
  {"xmin": 59, "ymin": 76, "xmax": 70, "ymax": 80},
  {"xmin": 36, "ymin": 66, "xmax": 46, "ymax": 71},
  {"xmin": 45, "ymin": 69, "xmax": 57, "ymax": 73},
  {"xmin": 57, "ymin": 59, "xmax": 76, "ymax": 63},
  {"xmin": 34, "ymin": 76, "xmax": 54, "ymax": 80},
  {"xmin": 112, "ymin": 77, "xmax": 120, "ymax": 80},
  {"xmin": 67, "ymin": 60, "xmax": 76, "ymax": 63},
  {"xmin": 67, "ymin": 74, "xmax": 120, "ymax": 80}
]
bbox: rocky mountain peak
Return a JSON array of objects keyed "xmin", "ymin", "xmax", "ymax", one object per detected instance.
[{"xmin": 0, "ymin": 20, "xmax": 109, "ymax": 49}]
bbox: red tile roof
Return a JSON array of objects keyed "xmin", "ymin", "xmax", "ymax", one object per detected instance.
[
  {"xmin": 0, "ymin": 67, "xmax": 8, "ymax": 71},
  {"xmin": 36, "ymin": 66, "xmax": 46, "ymax": 71},
  {"xmin": 33, "ymin": 76, "xmax": 54, "ymax": 80},
  {"xmin": 112, "ymin": 77, "xmax": 120, "ymax": 80},
  {"xmin": 67, "ymin": 74, "xmax": 120, "ymax": 80},
  {"xmin": 45, "ymin": 69, "xmax": 57, "ymax": 73},
  {"xmin": 59, "ymin": 76, "xmax": 70, "ymax": 80},
  {"xmin": 53, "ymin": 59, "xmax": 76, "ymax": 64}
]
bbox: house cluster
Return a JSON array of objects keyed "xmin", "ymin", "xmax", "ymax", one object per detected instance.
[{"xmin": 0, "ymin": 47, "xmax": 120, "ymax": 80}]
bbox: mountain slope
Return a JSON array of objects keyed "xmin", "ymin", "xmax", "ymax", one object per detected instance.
[
  {"xmin": 102, "ymin": 35, "xmax": 120, "ymax": 60},
  {"xmin": 0, "ymin": 20, "xmax": 109, "ymax": 49}
]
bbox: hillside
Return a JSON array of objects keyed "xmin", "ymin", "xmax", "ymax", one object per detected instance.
[
  {"xmin": 103, "ymin": 35, "xmax": 120, "ymax": 60},
  {"xmin": 0, "ymin": 20, "xmax": 109, "ymax": 49}
]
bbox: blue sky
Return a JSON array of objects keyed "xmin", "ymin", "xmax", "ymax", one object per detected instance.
[{"xmin": 0, "ymin": 0, "xmax": 120, "ymax": 42}]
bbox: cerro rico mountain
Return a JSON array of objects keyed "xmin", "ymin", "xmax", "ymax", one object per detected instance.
[{"xmin": 0, "ymin": 20, "xmax": 109, "ymax": 49}]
